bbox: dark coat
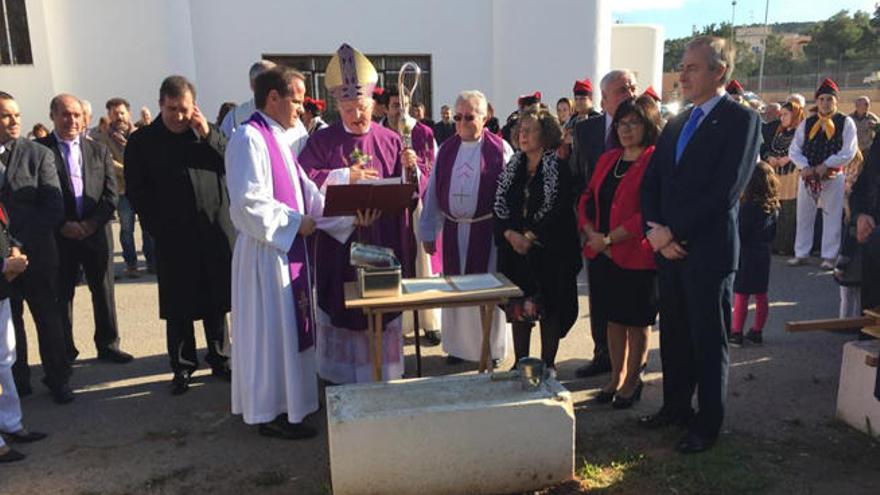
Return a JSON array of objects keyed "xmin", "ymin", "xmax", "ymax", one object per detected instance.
[
  {"xmin": 123, "ymin": 117, "xmax": 235, "ymax": 321},
  {"xmin": 0, "ymin": 137, "xmax": 64, "ymax": 272},
  {"xmin": 569, "ymin": 113, "xmax": 607, "ymax": 200},
  {"xmin": 494, "ymin": 151, "xmax": 582, "ymax": 336},
  {"xmin": 36, "ymin": 134, "xmax": 118, "ymax": 251},
  {"xmin": 852, "ymin": 132, "xmax": 880, "ymax": 309},
  {"xmin": 734, "ymin": 202, "xmax": 777, "ymax": 294}
]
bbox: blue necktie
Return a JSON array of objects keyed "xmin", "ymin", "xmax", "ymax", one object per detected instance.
[{"xmin": 675, "ymin": 107, "xmax": 704, "ymax": 163}]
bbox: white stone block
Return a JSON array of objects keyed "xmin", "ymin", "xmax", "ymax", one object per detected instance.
[
  {"xmin": 836, "ymin": 340, "xmax": 880, "ymax": 438},
  {"xmin": 326, "ymin": 373, "xmax": 574, "ymax": 495}
]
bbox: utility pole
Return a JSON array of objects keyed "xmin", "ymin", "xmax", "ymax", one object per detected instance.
[{"xmin": 758, "ymin": 0, "xmax": 770, "ymax": 96}]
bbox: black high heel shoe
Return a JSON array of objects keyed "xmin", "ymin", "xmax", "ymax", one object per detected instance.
[
  {"xmin": 595, "ymin": 388, "xmax": 616, "ymax": 404},
  {"xmin": 612, "ymin": 380, "xmax": 643, "ymax": 409}
]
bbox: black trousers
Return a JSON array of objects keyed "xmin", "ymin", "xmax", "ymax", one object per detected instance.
[
  {"xmin": 657, "ymin": 260, "xmax": 733, "ymax": 440},
  {"xmin": 11, "ymin": 268, "xmax": 71, "ymax": 390},
  {"xmin": 166, "ymin": 313, "xmax": 228, "ymax": 374},
  {"xmin": 511, "ymin": 313, "xmax": 565, "ymax": 368},
  {"xmin": 57, "ymin": 227, "xmax": 121, "ymax": 356},
  {"xmin": 585, "ymin": 258, "xmax": 609, "ymax": 361}
]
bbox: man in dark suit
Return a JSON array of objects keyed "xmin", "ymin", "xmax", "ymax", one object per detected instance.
[
  {"xmin": 640, "ymin": 36, "xmax": 761, "ymax": 453},
  {"xmin": 0, "ymin": 92, "xmax": 74, "ymax": 404},
  {"xmin": 570, "ymin": 69, "xmax": 637, "ymax": 378},
  {"xmin": 37, "ymin": 94, "xmax": 133, "ymax": 365},
  {"xmin": 125, "ymin": 76, "xmax": 235, "ymax": 395}
]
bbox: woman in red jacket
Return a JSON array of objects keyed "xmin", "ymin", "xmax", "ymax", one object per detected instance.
[{"xmin": 578, "ymin": 96, "xmax": 662, "ymax": 409}]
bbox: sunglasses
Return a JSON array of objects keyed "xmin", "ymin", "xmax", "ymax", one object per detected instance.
[{"xmin": 453, "ymin": 114, "xmax": 478, "ymax": 122}]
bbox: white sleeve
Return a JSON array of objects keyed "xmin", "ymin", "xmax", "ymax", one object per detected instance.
[
  {"xmin": 225, "ymin": 128, "xmax": 301, "ymax": 253},
  {"xmin": 788, "ymin": 120, "xmax": 810, "ymax": 170},
  {"xmin": 291, "ymin": 124, "xmax": 309, "ymax": 158},
  {"xmin": 220, "ymin": 108, "xmax": 236, "ymax": 139},
  {"xmin": 417, "ymin": 164, "xmax": 443, "ymax": 242},
  {"xmin": 321, "ymin": 168, "xmax": 351, "ymax": 194},
  {"xmin": 823, "ymin": 117, "xmax": 858, "ymax": 168},
  {"xmin": 303, "ymin": 173, "xmax": 356, "ymax": 244}
]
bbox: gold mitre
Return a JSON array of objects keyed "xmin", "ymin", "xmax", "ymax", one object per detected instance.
[{"xmin": 325, "ymin": 43, "xmax": 378, "ymax": 101}]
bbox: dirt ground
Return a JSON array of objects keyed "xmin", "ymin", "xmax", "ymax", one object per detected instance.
[{"xmin": 1, "ymin": 224, "xmax": 879, "ymax": 494}]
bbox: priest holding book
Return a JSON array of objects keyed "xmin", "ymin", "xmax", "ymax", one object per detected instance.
[
  {"xmin": 299, "ymin": 44, "xmax": 418, "ymax": 384},
  {"xmin": 226, "ymin": 66, "xmax": 377, "ymax": 439}
]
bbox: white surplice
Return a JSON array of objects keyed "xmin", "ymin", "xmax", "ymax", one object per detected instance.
[
  {"xmin": 226, "ymin": 112, "xmax": 352, "ymax": 424},
  {"xmin": 418, "ymin": 137, "xmax": 514, "ymax": 362}
]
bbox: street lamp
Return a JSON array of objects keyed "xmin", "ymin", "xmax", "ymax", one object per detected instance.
[{"xmin": 731, "ymin": 1, "xmax": 737, "ymax": 44}]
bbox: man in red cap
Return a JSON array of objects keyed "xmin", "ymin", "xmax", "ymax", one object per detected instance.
[
  {"xmin": 571, "ymin": 78, "xmax": 599, "ymax": 124},
  {"xmin": 726, "ymin": 80, "xmax": 745, "ymax": 103},
  {"xmin": 788, "ymin": 77, "xmax": 858, "ymax": 270}
]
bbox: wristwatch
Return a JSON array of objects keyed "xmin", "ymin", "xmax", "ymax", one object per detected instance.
[{"xmin": 603, "ymin": 235, "xmax": 612, "ymax": 248}]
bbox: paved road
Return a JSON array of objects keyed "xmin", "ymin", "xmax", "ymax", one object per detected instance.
[{"xmin": 1, "ymin": 223, "xmax": 874, "ymax": 494}]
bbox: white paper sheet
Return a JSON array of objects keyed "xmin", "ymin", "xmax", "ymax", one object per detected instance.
[
  {"xmin": 402, "ymin": 278, "xmax": 455, "ymax": 293},
  {"xmin": 448, "ymin": 274, "xmax": 502, "ymax": 291}
]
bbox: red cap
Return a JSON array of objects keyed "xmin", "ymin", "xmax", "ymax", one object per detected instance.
[
  {"xmin": 815, "ymin": 77, "xmax": 839, "ymax": 99},
  {"xmin": 642, "ymin": 86, "xmax": 661, "ymax": 102},
  {"xmin": 304, "ymin": 97, "xmax": 326, "ymax": 113},
  {"xmin": 572, "ymin": 78, "xmax": 593, "ymax": 96},
  {"xmin": 517, "ymin": 91, "xmax": 541, "ymax": 107},
  {"xmin": 726, "ymin": 79, "xmax": 744, "ymax": 96}
]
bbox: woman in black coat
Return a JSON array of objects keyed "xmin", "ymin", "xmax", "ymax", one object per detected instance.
[{"xmin": 494, "ymin": 106, "xmax": 582, "ymax": 370}]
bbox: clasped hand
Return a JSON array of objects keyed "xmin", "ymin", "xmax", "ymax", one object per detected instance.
[
  {"xmin": 505, "ymin": 230, "xmax": 532, "ymax": 255},
  {"xmin": 646, "ymin": 221, "xmax": 687, "ymax": 260},
  {"xmin": 60, "ymin": 220, "xmax": 97, "ymax": 240},
  {"xmin": 4, "ymin": 246, "xmax": 28, "ymax": 281}
]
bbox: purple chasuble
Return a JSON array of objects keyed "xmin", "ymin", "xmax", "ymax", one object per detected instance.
[
  {"xmin": 435, "ymin": 130, "xmax": 505, "ymax": 275},
  {"xmin": 298, "ymin": 122, "xmax": 409, "ymax": 331},
  {"xmin": 246, "ymin": 112, "xmax": 314, "ymax": 351}
]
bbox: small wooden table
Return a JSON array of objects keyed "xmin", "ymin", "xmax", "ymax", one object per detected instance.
[{"xmin": 344, "ymin": 273, "xmax": 523, "ymax": 381}]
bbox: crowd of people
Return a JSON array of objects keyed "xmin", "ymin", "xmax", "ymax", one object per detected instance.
[{"xmin": 1, "ymin": 34, "xmax": 879, "ymax": 463}]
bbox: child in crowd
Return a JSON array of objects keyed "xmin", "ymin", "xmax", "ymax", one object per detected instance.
[{"xmin": 731, "ymin": 162, "xmax": 780, "ymax": 347}]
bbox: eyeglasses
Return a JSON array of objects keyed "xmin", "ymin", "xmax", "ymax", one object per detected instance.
[
  {"xmin": 453, "ymin": 114, "xmax": 477, "ymax": 122},
  {"xmin": 615, "ymin": 119, "xmax": 644, "ymax": 130}
]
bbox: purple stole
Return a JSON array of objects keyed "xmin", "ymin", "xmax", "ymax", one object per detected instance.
[
  {"xmin": 246, "ymin": 112, "xmax": 314, "ymax": 351},
  {"xmin": 435, "ymin": 130, "xmax": 504, "ymax": 275}
]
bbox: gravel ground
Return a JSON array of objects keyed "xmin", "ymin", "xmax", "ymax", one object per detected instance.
[{"xmin": 2, "ymin": 223, "xmax": 878, "ymax": 494}]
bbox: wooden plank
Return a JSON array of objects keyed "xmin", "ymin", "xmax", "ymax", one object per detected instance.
[
  {"xmin": 860, "ymin": 325, "xmax": 880, "ymax": 339},
  {"xmin": 785, "ymin": 316, "xmax": 876, "ymax": 332},
  {"xmin": 864, "ymin": 308, "xmax": 880, "ymax": 319}
]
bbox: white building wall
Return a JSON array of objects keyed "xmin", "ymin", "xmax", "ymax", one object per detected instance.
[
  {"xmin": 4, "ymin": 0, "xmax": 624, "ymax": 131},
  {"xmin": 491, "ymin": 0, "xmax": 609, "ymax": 118},
  {"xmin": 8, "ymin": 0, "xmax": 196, "ymax": 130},
  {"xmin": 610, "ymin": 24, "xmax": 664, "ymax": 97}
]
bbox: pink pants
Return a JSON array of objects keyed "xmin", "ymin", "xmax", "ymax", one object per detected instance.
[{"xmin": 732, "ymin": 292, "xmax": 768, "ymax": 334}]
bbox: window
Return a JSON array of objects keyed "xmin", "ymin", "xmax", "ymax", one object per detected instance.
[
  {"xmin": 0, "ymin": 0, "xmax": 32, "ymax": 65},
  {"xmin": 265, "ymin": 53, "xmax": 432, "ymax": 121}
]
